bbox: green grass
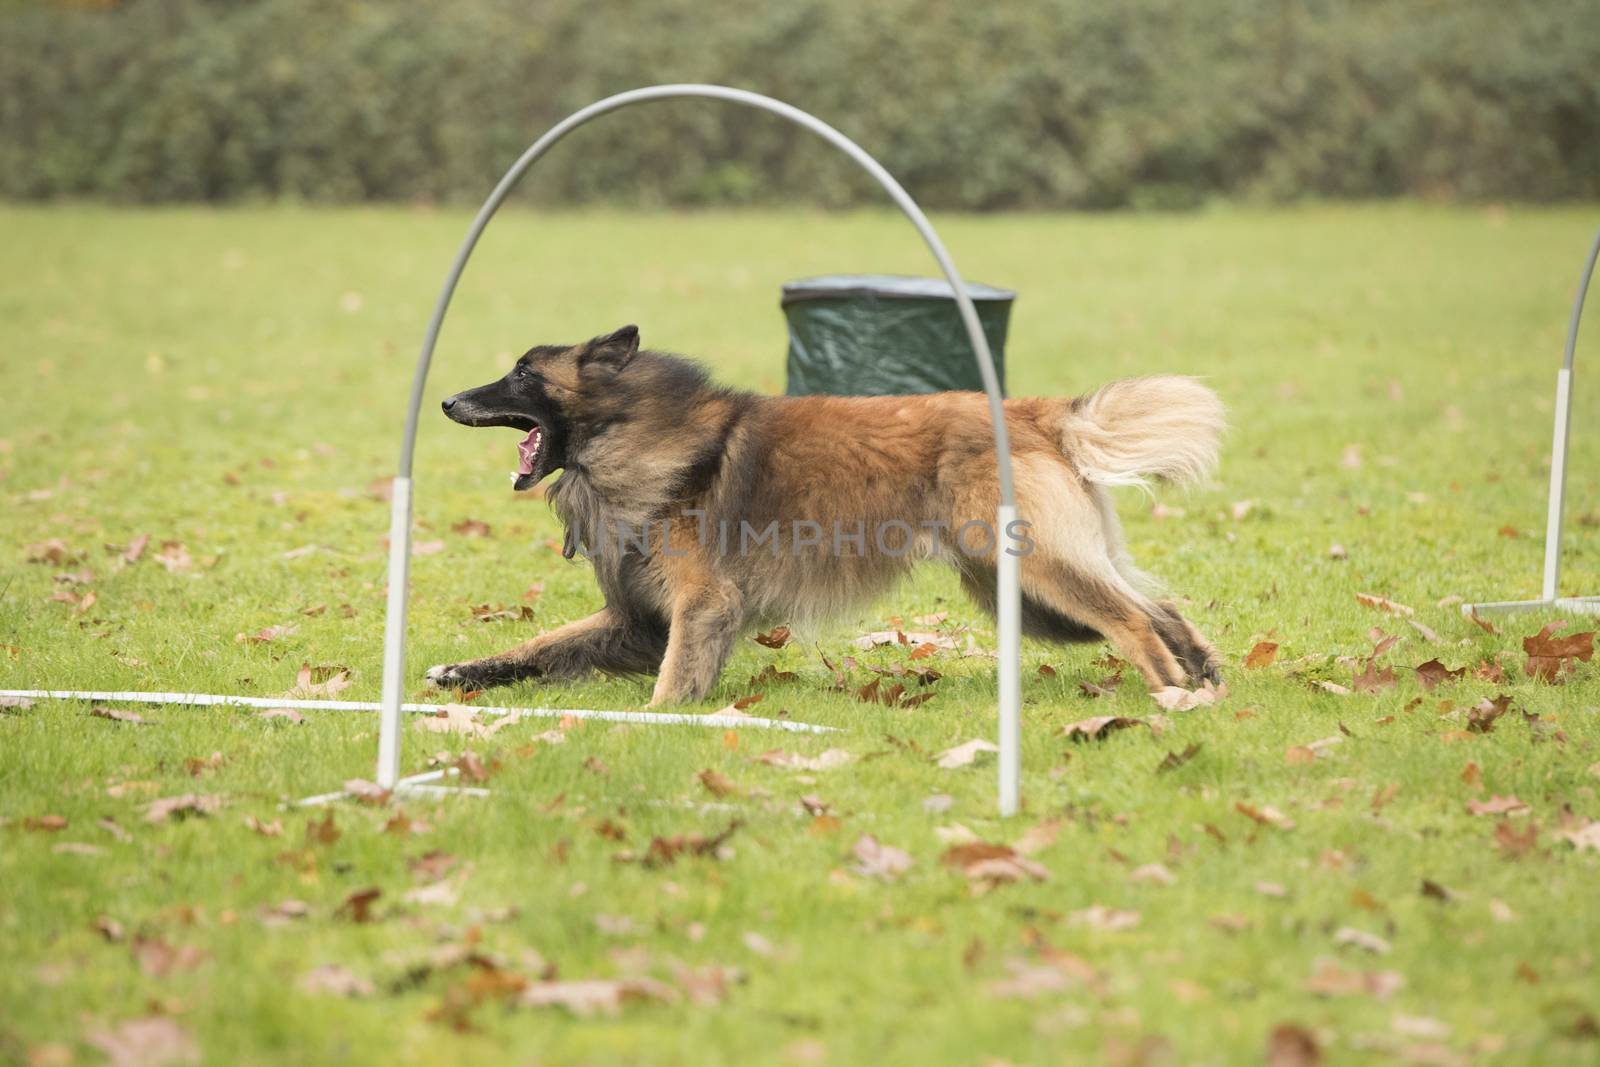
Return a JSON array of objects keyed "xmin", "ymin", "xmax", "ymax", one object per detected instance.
[{"xmin": 3, "ymin": 203, "xmax": 1600, "ymax": 1066}]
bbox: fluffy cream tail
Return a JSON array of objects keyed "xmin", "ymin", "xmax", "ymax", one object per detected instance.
[{"xmin": 1060, "ymin": 376, "xmax": 1224, "ymax": 489}]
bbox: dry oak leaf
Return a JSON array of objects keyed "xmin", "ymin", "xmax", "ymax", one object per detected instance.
[
  {"xmin": 1156, "ymin": 742, "xmax": 1202, "ymax": 773},
  {"xmin": 413, "ymin": 703, "xmax": 516, "ymax": 739},
  {"xmin": 1060, "ymin": 715, "xmax": 1145, "ymax": 741},
  {"xmin": 697, "ymin": 768, "xmax": 740, "ymax": 798},
  {"xmin": 1560, "ymin": 821, "xmax": 1600, "ymax": 852},
  {"xmin": 1152, "ymin": 679, "xmax": 1228, "ymax": 710},
  {"xmin": 942, "ymin": 842, "xmax": 1048, "ymax": 891},
  {"xmin": 1414, "ymin": 659, "xmax": 1466, "ymax": 691},
  {"xmin": 519, "ymin": 977, "xmax": 676, "ymax": 1016},
  {"xmin": 1495, "ymin": 819, "xmax": 1539, "ymax": 858},
  {"xmin": 141, "ymin": 794, "xmax": 224, "ymax": 824},
  {"xmin": 257, "ymin": 707, "xmax": 305, "ymax": 724},
  {"xmin": 1245, "ymin": 641, "xmax": 1280, "ymax": 669},
  {"xmin": 236, "ymin": 623, "xmax": 298, "ymax": 645},
  {"xmin": 284, "ymin": 662, "xmax": 352, "ymax": 700},
  {"xmin": 934, "ymin": 738, "xmax": 998, "ymax": 768},
  {"xmin": 1266, "ymin": 1023, "xmax": 1322, "ymax": 1067},
  {"xmin": 985, "ymin": 958, "xmax": 1078, "ymax": 999},
  {"xmin": 1305, "ymin": 959, "xmax": 1408, "ymax": 1004},
  {"xmin": 91, "ymin": 706, "xmax": 152, "ymax": 725},
  {"xmin": 1466, "ymin": 695, "xmax": 1513, "ymax": 733},
  {"xmin": 85, "ymin": 1017, "xmax": 199, "ymax": 1067},
  {"xmin": 299, "ymin": 963, "xmax": 376, "ymax": 998},
  {"xmin": 751, "ymin": 748, "xmax": 851, "ymax": 771},
  {"xmin": 335, "ymin": 886, "xmax": 382, "ymax": 924},
  {"xmin": 1356, "ymin": 592, "xmax": 1415, "ymax": 616},
  {"xmin": 851, "ymin": 834, "xmax": 914, "ymax": 881},
  {"xmin": 851, "ymin": 629, "xmax": 957, "ymax": 652},
  {"xmin": 1333, "ymin": 926, "xmax": 1392, "ymax": 955},
  {"xmin": 1236, "ymin": 802, "xmax": 1295, "ymax": 829},
  {"xmin": 753, "ymin": 626, "xmax": 791, "ymax": 649},
  {"xmin": 1129, "ymin": 862, "xmax": 1176, "ymax": 886},
  {"xmin": 1523, "ymin": 620, "xmax": 1594, "ymax": 682},
  {"xmin": 1068, "ymin": 905, "xmax": 1141, "ymax": 932},
  {"xmin": 132, "ymin": 936, "xmax": 207, "ymax": 978},
  {"xmin": 1466, "ymin": 794, "xmax": 1529, "ymax": 817}
]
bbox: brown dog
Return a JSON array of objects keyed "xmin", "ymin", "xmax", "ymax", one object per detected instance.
[{"xmin": 426, "ymin": 325, "xmax": 1224, "ymax": 704}]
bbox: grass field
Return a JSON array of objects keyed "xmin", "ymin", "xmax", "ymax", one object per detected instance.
[{"xmin": 3, "ymin": 203, "xmax": 1600, "ymax": 1067}]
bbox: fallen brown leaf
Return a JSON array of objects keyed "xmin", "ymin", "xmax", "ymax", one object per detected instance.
[
  {"xmin": 85, "ymin": 1017, "xmax": 199, "ymax": 1067},
  {"xmin": 1155, "ymin": 742, "xmax": 1201, "ymax": 773},
  {"xmin": 934, "ymin": 738, "xmax": 998, "ymax": 768},
  {"xmin": 132, "ymin": 936, "xmax": 207, "ymax": 977},
  {"xmin": 285, "ymin": 662, "xmax": 352, "ymax": 700},
  {"xmin": 519, "ymin": 977, "xmax": 676, "ymax": 1016},
  {"xmin": 141, "ymin": 794, "xmax": 224, "ymax": 824},
  {"xmin": 1356, "ymin": 592, "xmax": 1414, "ymax": 616},
  {"xmin": 1236, "ymin": 802, "xmax": 1295, "ymax": 829},
  {"xmin": 1332, "ymin": 926, "xmax": 1391, "ymax": 955},
  {"xmin": 1152, "ymin": 679, "xmax": 1228, "ymax": 710},
  {"xmin": 1245, "ymin": 641, "xmax": 1279, "ymax": 669},
  {"xmin": 1414, "ymin": 659, "xmax": 1466, "ymax": 690},
  {"xmin": 299, "ymin": 963, "xmax": 376, "ymax": 998},
  {"xmin": 1523, "ymin": 620, "xmax": 1594, "ymax": 682},
  {"xmin": 1067, "ymin": 904, "xmax": 1140, "ymax": 931},
  {"xmin": 1060, "ymin": 715, "xmax": 1145, "ymax": 741},
  {"xmin": 335, "ymin": 886, "xmax": 382, "ymax": 924},
  {"xmin": 851, "ymin": 834, "xmax": 913, "ymax": 881},
  {"xmin": 753, "ymin": 626, "xmax": 791, "ymax": 649},
  {"xmin": 697, "ymin": 768, "xmax": 740, "ymax": 798},
  {"xmin": 1466, "ymin": 794, "xmax": 1528, "ymax": 817},
  {"xmin": 1495, "ymin": 820, "xmax": 1538, "ymax": 857},
  {"xmin": 943, "ymin": 842, "xmax": 1049, "ymax": 892},
  {"xmin": 90, "ymin": 706, "xmax": 152, "ymax": 725},
  {"xmin": 1266, "ymin": 1023, "xmax": 1322, "ymax": 1067},
  {"xmin": 751, "ymin": 748, "xmax": 852, "ymax": 771}
]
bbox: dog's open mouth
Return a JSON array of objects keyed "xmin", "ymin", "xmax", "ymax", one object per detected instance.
[{"xmin": 512, "ymin": 425, "xmax": 543, "ymax": 491}]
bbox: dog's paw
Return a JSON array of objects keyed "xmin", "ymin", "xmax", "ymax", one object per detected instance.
[{"xmin": 424, "ymin": 663, "xmax": 469, "ymax": 689}]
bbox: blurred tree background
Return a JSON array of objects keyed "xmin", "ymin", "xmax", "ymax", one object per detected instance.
[{"xmin": 3, "ymin": 0, "xmax": 1597, "ymax": 209}]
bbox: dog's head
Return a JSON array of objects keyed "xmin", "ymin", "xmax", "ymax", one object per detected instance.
[{"xmin": 441, "ymin": 325, "xmax": 641, "ymax": 491}]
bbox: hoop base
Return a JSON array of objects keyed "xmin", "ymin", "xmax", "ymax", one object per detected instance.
[{"xmin": 1462, "ymin": 596, "xmax": 1600, "ymax": 617}]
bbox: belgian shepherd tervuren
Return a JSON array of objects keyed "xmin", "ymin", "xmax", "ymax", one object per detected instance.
[{"xmin": 426, "ymin": 325, "xmax": 1224, "ymax": 705}]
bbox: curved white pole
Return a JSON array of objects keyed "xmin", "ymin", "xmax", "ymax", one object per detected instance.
[{"xmin": 380, "ymin": 85, "xmax": 1022, "ymax": 813}]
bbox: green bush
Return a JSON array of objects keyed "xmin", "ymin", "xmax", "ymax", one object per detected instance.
[{"xmin": 2, "ymin": 0, "xmax": 1597, "ymax": 208}]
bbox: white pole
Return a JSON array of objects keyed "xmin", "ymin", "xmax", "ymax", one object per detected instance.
[
  {"xmin": 996, "ymin": 504, "xmax": 1021, "ymax": 816},
  {"xmin": 1541, "ymin": 368, "xmax": 1573, "ymax": 602},
  {"xmin": 377, "ymin": 476, "xmax": 413, "ymax": 788}
]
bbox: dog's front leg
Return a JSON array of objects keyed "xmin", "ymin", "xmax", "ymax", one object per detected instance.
[
  {"xmin": 426, "ymin": 608, "xmax": 664, "ymax": 691},
  {"xmin": 648, "ymin": 580, "xmax": 744, "ymax": 707}
]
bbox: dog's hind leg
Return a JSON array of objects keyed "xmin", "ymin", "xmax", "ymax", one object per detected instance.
[
  {"xmin": 1149, "ymin": 600, "xmax": 1223, "ymax": 685},
  {"xmin": 649, "ymin": 579, "xmax": 744, "ymax": 707},
  {"xmin": 1021, "ymin": 558, "xmax": 1190, "ymax": 690},
  {"xmin": 425, "ymin": 608, "xmax": 666, "ymax": 691}
]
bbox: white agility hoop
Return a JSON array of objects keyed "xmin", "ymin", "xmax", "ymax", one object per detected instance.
[
  {"xmin": 375, "ymin": 85, "xmax": 1023, "ymax": 813},
  {"xmin": 1464, "ymin": 223, "xmax": 1600, "ymax": 618}
]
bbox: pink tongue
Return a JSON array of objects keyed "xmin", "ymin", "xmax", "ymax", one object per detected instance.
[{"xmin": 516, "ymin": 428, "xmax": 540, "ymax": 476}]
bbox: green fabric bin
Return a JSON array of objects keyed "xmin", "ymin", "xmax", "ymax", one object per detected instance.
[{"xmin": 781, "ymin": 274, "xmax": 1015, "ymax": 397}]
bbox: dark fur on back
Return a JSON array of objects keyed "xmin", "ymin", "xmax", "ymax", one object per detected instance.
[{"xmin": 428, "ymin": 326, "xmax": 1225, "ymax": 705}]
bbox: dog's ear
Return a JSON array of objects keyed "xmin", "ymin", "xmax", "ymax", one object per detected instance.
[{"xmin": 579, "ymin": 325, "xmax": 640, "ymax": 375}]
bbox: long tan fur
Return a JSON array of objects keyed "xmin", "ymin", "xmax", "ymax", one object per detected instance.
[
  {"xmin": 1060, "ymin": 376, "xmax": 1225, "ymax": 490},
  {"xmin": 428, "ymin": 331, "xmax": 1227, "ymax": 703}
]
